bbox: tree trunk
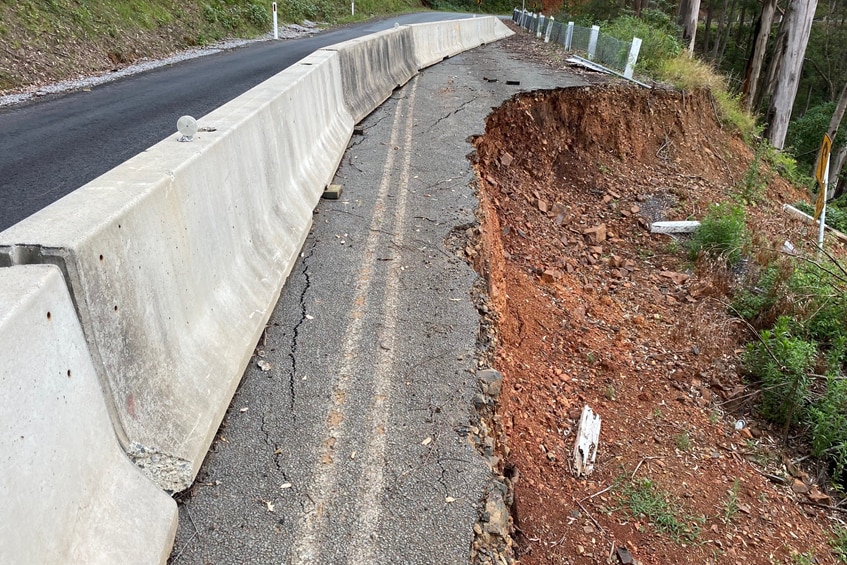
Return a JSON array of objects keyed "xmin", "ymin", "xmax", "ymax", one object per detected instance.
[
  {"xmin": 832, "ymin": 145, "xmax": 847, "ymax": 198},
  {"xmin": 717, "ymin": 0, "xmax": 739, "ymax": 64},
  {"xmin": 742, "ymin": 0, "xmax": 778, "ymax": 112},
  {"xmin": 682, "ymin": 0, "xmax": 702, "ymax": 52},
  {"xmin": 712, "ymin": 0, "xmax": 729, "ymax": 60},
  {"xmin": 703, "ymin": 0, "xmax": 713, "ymax": 54},
  {"xmin": 735, "ymin": 4, "xmax": 747, "ymax": 47},
  {"xmin": 828, "ymin": 81, "xmax": 847, "ymax": 139},
  {"xmin": 765, "ymin": 0, "xmax": 818, "ymax": 150},
  {"xmin": 678, "ymin": 0, "xmax": 690, "ymax": 26},
  {"xmin": 760, "ymin": 7, "xmax": 789, "ymax": 110},
  {"xmin": 828, "ymin": 81, "xmax": 847, "ymax": 197}
]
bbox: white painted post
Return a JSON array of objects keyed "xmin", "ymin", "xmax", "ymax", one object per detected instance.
[
  {"xmin": 537, "ymin": 15, "xmax": 545, "ymax": 38},
  {"xmin": 588, "ymin": 25, "xmax": 600, "ymax": 60},
  {"xmin": 565, "ymin": 21, "xmax": 574, "ymax": 50},
  {"xmin": 272, "ymin": 2, "xmax": 278, "ymax": 40},
  {"xmin": 351, "ymin": 0, "xmax": 355, "ymax": 16},
  {"xmin": 819, "ymin": 151, "xmax": 832, "ymax": 249},
  {"xmin": 624, "ymin": 36, "xmax": 641, "ymax": 79},
  {"xmin": 544, "ymin": 16, "xmax": 554, "ymax": 42}
]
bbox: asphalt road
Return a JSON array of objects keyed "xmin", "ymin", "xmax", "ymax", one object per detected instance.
[
  {"xmin": 0, "ymin": 12, "xmax": 470, "ymax": 232},
  {"xmin": 169, "ymin": 41, "xmax": 585, "ymax": 564}
]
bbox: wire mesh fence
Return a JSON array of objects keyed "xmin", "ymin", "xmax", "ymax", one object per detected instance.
[{"xmin": 511, "ymin": 9, "xmax": 640, "ymax": 77}]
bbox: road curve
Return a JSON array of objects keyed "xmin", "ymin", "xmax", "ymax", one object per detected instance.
[{"xmin": 0, "ymin": 12, "xmax": 471, "ymax": 232}]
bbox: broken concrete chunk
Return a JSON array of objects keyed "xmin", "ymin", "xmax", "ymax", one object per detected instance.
[
  {"xmin": 616, "ymin": 547, "xmax": 634, "ymax": 564},
  {"xmin": 322, "ymin": 184, "xmax": 343, "ymax": 200},
  {"xmin": 500, "ymin": 152, "xmax": 514, "ymax": 167},
  {"xmin": 650, "ymin": 220, "xmax": 700, "ymax": 234}
]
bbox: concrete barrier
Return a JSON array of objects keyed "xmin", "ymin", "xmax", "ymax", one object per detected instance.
[
  {"xmin": 0, "ymin": 50, "xmax": 355, "ymax": 492},
  {"xmin": 321, "ymin": 26, "xmax": 419, "ymax": 123},
  {"xmin": 410, "ymin": 16, "xmax": 514, "ymax": 69},
  {"xmin": 0, "ymin": 265, "xmax": 177, "ymax": 564},
  {"xmin": 0, "ymin": 18, "xmax": 512, "ymax": 499}
]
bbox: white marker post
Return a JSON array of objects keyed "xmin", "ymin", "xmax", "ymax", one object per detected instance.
[
  {"xmin": 624, "ymin": 37, "xmax": 641, "ymax": 79},
  {"xmin": 588, "ymin": 25, "xmax": 600, "ymax": 60},
  {"xmin": 272, "ymin": 2, "xmax": 278, "ymax": 40},
  {"xmin": 544, "ymin": 16, "xmax": 554, "ymax": 43},
  {"xmin": 819, "ymin": 152, "xmax": 832, "ymax": 249},
  {"xmin": 352, "ymin": 0, "xmax": 355, "ymax": 16}
]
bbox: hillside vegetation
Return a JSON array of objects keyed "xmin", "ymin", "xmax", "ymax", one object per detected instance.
[{"xmin": 0, "ymin": 0, "xmax": 422, "ymax": 92}]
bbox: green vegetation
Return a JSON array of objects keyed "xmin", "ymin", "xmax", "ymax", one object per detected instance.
[
  {"xmin": 603, "ymin": 13, "xmax": 681, "ymax": 76},
  {"xmin": 809, "ymin": 373, "xmax": 847, "ymax": 482},
  {"xmin": 792, "ymin": 552, "xmax": 818, "ymax": 565},
  {"xmin": 794, "ymin": 196, "xmax": 847, "ymax": 234},
  {"xmin": 721, "ymin": 479, "xmax": 740, "ymax": 524},
  {"xmin": 657, "ymin": 53, "xmax": 758, "ymax": 140},
  {"xmin": 686, "ymin": 203, "xmax": 747, "ymax": 265},
  {"xmin": 831, "ymin": 525, "xmax": 847, "ymax": 563},
  {"xmin": 730, "ymin": 244, "xmax": 847, "ymax": 487},
  {"xmin": 735, "ymin": 142, "xmax": 771, "ymax": 203},
  {"xmin": 786, "ymin": 102, "xmax": 847, "ymax": 172},
  {"xmin": 615, "ymin": 477, "xmax": 703, "ymax": 544},
  {"xmin": 743, "ymin": 316, "xmax": 816, "ymax": 426}
]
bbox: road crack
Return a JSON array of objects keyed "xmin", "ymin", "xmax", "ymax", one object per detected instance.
[
  {"xmin": 288, "ymin": 242, "xmax": 316, "ymax": 417},
  {"xmin": 425, "ymin": 95, "xmax": 480, "ymax": 134}
]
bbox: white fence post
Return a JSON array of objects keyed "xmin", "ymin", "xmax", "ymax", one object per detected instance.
[
  {"xmin": 537, "ymin": 15, "xmax": 545, "ymax": 38},
  {"xmin": 544, "ymin": 16, "xmax": 554, "ymax": 43},
  {"xmin": 272, "ymin": 2, "xmax": 278, "ymax": 39},
  {"xmin": 588, "ymin": 25, "xmax": 600, "ymax": 60},
  {"xmin": 624, "ymin": 37, "xmax": 642, "ymax": 79},
  {"xmin": 565, "ymin": 21, "xmax": 574, "ymax": 50}
]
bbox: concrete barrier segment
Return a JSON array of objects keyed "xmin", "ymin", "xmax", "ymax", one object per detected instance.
[
  {"xmin": 410, "ymin": 16, "xmax": 514, "ymax": 70},
  {"xmin": 320, "ymin": 27, "xmax": 419, "ymax": 123},
  {"xmin": 0, "ymin": 265, "xmax": 177, "ymax": 564},
  {"xmin": 0, "ymin": 50, "xmax": 355, "ymax": 493}
]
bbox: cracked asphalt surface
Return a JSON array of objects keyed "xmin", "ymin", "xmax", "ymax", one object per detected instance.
[
  {"xmin": 169, "ymin": 41, "xmax": 585, "ymax": 564},
  {"xmin": 0, "ymin": 12, "xmax": 471, "ymax": 232}
]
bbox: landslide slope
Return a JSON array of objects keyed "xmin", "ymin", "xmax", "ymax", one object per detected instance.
[{"xmin": 472, "ymin": 81, "xmax": 842, "ymax": 564}]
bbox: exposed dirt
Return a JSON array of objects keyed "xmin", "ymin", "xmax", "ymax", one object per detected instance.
[
  {"xmin": 469, "ymin": 37, "xmax": 847, "ymax": 564},
  {"xmin": 0, "ymin": 3, "xmax": 202, "ymax": 93}
]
